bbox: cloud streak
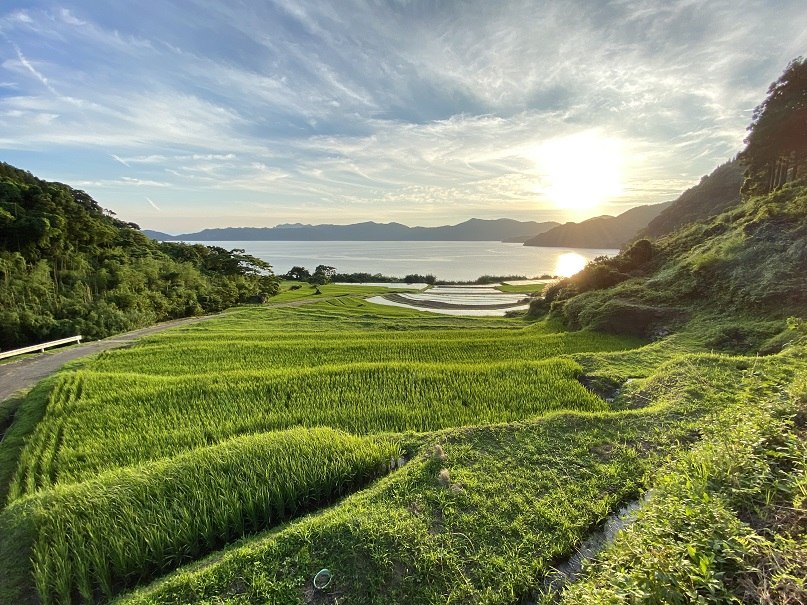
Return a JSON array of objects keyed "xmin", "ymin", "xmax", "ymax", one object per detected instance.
[{"xmin": 0, "ymin": 0, "xmax": 804, "ymax": 231}]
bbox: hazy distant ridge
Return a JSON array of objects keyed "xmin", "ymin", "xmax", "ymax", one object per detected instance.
[
  {"xmin": 639, "ymin": 158, "xmax": 744, "ymax": 239},
  {"xmin": 143, "ymin": 218, "xmax": 560, "ymax": 242},
  {"xmin": 523, "ymin": 202, "xmax": 672, "ymax": 249}
]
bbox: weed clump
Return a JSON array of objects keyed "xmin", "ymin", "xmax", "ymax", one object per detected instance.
[{"xmin": 437, "ymin": 468, "xmax": 451, "ymax": 487}]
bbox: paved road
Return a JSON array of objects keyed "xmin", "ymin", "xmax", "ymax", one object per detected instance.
[
  {"xmin": 0, "ymin": 316, "xmax": 216, "ymax": 403},
  {"xmin": 0, "ymin": 296, "xmax": 337, "ymax": 403}
]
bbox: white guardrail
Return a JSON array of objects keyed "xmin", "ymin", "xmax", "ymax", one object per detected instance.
[{"xmin": 0, "ymin": 335, "xmax": 83, "ymax": 361}]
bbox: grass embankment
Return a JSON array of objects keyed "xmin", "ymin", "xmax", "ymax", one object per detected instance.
[
  {"xmin": 558, "ymin": 352, "xmax": 806, "ymax": 604},
  {"xmin": 496, "ymin": 283, "xmax": 547, "ymax": 294}
]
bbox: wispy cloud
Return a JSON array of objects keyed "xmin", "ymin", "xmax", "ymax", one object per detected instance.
[
  {"xmin": 145, "ymin": 196, "xmax": 160, "ymax": 211},
  {"xmin": 111, "ymin": 154, "xmax": 130, "ymax": 167},
  {"xmin": 10, "ymin": 42, "xmax": 60, "ymax": 97},
  {"xmin": 0, "ymin": 0, "xmax": 804, "ymax": 231}
]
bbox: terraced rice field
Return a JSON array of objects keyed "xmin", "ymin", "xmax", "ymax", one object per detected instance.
[
  {"xmin": 9, "ymin": 298, "xmax": 637, "ymax": 496},
  {"xmin": 6, "ymin": 292, "xmax": 794, "ymax": 605},
  {"xmin": 369, "ymin": 284, "xmax": 533, "ymax": 315}
]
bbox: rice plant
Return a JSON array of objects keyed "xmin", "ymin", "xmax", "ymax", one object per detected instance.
[
  {"xmin": 10, "ymin": 359, "xmax": 604, "ymax": 493},
  {"xmin": 3, "ymin": 427, "xmax": 398, "ymax": 605}
]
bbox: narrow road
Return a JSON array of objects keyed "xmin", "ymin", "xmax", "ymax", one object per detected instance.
[
  {"xmin": 0, "ymin": 296, "xmax": 337, "ymax": 403},
  {"xmin": 0, "ymin": 316, "xmax": 215, "ymax": 403}
]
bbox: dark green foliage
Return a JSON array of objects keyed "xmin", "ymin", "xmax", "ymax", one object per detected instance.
[
  {"xmin": 309, "ymin": 264, "xmax": 336, "ymax": 285},
  {"xmin": 0, "ymin": 163, "xmax": 278, "ymax": 349},
  {"xmin": 282, "ymin": 266, "xmax": 311, "ymax": 281},
  {"xmin": 741, "ymin": 57, "xmax": 807, "ymax": 195},
  {"xmin": 403, "ymin": 273, "xmax": 437, "ymax": 285},
  {"xmin": 331, "ymin": 271, "xmax": 404, "ymax": 283}
]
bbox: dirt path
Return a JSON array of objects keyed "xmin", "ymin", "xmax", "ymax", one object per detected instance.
[{"xmin": 0, "ymin": 296, "xmax": 335, "ymax": 403}]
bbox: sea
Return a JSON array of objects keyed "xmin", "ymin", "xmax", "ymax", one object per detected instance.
[{"xmin": 185, "ymin": 241, "xmax": 618, "ymax": 282}]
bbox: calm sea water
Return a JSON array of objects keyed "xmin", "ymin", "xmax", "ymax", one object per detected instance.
[{"xmin": 187, "ymin": 241, "xmax": 618, "ymax": 282}]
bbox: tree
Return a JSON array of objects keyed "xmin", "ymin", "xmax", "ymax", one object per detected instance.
[
  {"xmin": 740, "ymin": 57, "xmax": 807, "ymax": 195},
  {"xmin": 310, "ymin": 264, "xmax": 337, "ymax": 285},
  {"xmin": 284, "ymin": 266, "xmax": 311, "ymax": 281},
  {"xmin": 404, "ymin": 273, "xmax": 436, "ymax": 285},
  {"xmin": 0, "ymin": 162, "xmax": 281, "ymax": 348}
]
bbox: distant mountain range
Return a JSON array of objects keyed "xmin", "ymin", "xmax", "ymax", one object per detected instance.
[
  {"xmin": 523, "ymin": 202, "xmax": 673, "ymax": 249},
  {"xmin": 142, "ymin": 218, "xmax": 560, "ymax": 242},
  {"xmin": 144, "ymin": 164, "xmax": 744, "ymax": 248}
]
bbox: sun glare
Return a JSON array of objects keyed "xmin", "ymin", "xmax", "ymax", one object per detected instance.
[
  {"xmin": 554, "ymin": 252, "xmax": 587, "ymax": 277},
  {"xmin": 532, "ymin": 131, "xmax": 623, "ymax": 212}
]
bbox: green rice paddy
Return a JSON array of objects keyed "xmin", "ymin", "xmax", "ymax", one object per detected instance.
[{"xmin": 0, "ymin": 291, "xmax": 802, "ymax": 604}]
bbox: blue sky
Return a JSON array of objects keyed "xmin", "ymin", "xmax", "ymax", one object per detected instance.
[{"xmin": 1, "ymin": 1, "xmax": 805, "ymax": 232}]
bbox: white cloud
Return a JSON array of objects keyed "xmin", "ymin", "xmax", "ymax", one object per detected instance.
[
  {"xmin": 59, "ymin": 9, "xmax": 86, "ymax": 27},
  {"xmin": 120, "ymin": 177, "xmax": 171, "ymax": 187},
  {"xmin": 10, "ymin": 43, "xmax": 60, "ymax": 97},
  {"xmin": 1, "ymin": 0, "xmax": 804, "ymax": 230}
]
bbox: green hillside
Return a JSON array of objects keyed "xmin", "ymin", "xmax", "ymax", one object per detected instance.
[
  {"xmin": 535, "ymin": 181, "xmax": 807, "ymax": 344},
  {"xmin": 639, "ymin": 158, "xmax": 744, "ymax": 240},
  {"xmin": 523, "ymin": 201, "xmax": 671, "ymax": 249}
]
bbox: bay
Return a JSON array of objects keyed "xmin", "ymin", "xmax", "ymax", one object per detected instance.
[{"xmin": 185, "ymin": 240, "xmax": 618, "ymax": 282}]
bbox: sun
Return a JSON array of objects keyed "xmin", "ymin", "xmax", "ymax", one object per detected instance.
[
  {"xmin": 531, "ymin": 131, "xmax": 624, "ymax": 212},
  {"xmin": 554, "ymin": 252, "xmax": 588, "ymax": 277}
]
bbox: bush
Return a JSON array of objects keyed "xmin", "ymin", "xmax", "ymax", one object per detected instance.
[{"xmin": 562, "ymin": 293, "xmax": 685, "ymax": 338}]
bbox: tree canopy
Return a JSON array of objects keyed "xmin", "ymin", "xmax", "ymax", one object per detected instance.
[
  {"xmin": 740, "ymin": 57, "xmax": 807, "ymax": 194},
  {"xmin": 0, "ymin": 162, "xmax": 278, "ymax": 349}
]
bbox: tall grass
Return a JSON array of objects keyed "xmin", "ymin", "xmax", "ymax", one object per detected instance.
[
  {"xmin": 2, "ymin": 427, "xmax": 398, "ymax": 605},
  {"xmin": 88, "ymin": 330, "xmax": 637, "ymax": 376},
  {"xmin": 11, "ymin": 359, "xmax": 604, "ymax": 494}
]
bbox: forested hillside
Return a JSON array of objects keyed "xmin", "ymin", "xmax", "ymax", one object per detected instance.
[{"xmin": 0, "ymin": 164, "xmax": 278, "ymax": 349}]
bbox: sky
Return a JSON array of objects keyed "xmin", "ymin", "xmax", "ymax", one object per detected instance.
[{"xmin": 1, "ymin": 1, "xmax": 805, "ymax": 233}]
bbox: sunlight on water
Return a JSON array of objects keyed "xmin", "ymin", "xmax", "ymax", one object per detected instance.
[{"xmin": 554, "ymin": 252, "xmax": 587, "ymax": 277}]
